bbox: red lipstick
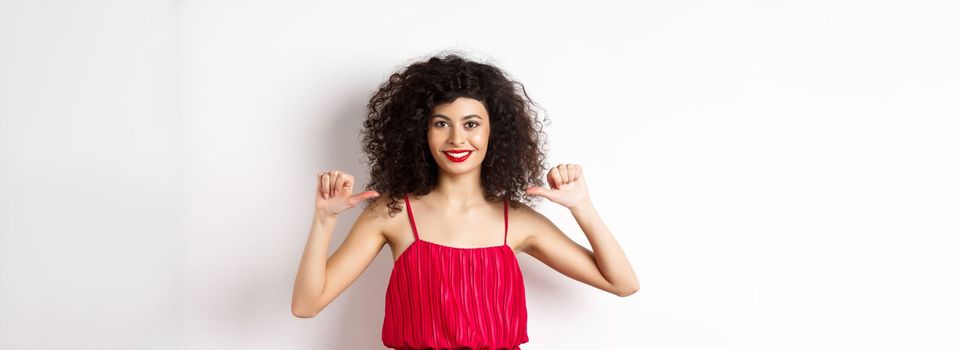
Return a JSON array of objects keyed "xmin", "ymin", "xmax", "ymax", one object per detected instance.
[{"xmin": 442, "ymin": 149, "xmax": 473, "ymax": 163}]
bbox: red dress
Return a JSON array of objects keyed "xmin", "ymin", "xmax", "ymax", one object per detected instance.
[{"xmin": 382, "ymin": 193, "xmax": 529, "ymax": 349}]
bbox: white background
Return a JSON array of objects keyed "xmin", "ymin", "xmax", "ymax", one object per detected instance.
[{"xmin": 2, "ymin": 0, "xmax": 959, "ymax": 349}]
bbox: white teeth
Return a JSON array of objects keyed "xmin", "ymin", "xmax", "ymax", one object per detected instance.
[{"xmin": 446, "ymin": 151, "xmax": 469, "ymax": 157}]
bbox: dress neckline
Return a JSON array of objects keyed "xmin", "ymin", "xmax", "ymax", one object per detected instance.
[{"xmin": 393, "ymin": 239, "xmax": 512, "ymax": 263}]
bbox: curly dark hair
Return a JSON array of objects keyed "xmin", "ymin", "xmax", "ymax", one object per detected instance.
[{"xmin": 360, "ymin": 52, "xmax": 551, "ymax": 216}]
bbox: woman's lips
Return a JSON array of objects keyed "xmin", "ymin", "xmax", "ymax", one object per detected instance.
[{"xmin": 443, "ymin": 150, "xmax": 473, "ymax": 162}]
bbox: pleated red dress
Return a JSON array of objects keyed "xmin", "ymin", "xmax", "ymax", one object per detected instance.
[{"xmin": 382, "ymin": 193, "xmax": 529, "ymax": 349}]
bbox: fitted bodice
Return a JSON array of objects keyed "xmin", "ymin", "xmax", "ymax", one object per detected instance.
[{"xmin": 382, "ymin": 194, "xmax": 529, "ymax": 349}]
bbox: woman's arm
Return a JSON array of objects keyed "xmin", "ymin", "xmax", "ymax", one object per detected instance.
[
  {"xmin": 291, "ymin": 171, "xmax": 384, "ymax": 318},
  {"xmin": 519, "ymin": 204, "xmax": 639, "ymax": 297},
  {"xmin": 571, "ymin": 202, "xmax": 639, "ymax": 295},
  {"xmin": 291, "ymin": 213, "xmax": 339, "ymax": 317},
  {"xmin": 523, "ymin": 164, "xmax": 639, "ymax": 297},
  {"xmin": 291, "ymin": 205, "xmax": 386, "ymax": 317}
]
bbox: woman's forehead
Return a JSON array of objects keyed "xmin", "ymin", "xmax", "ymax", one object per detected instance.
[{"xmin": 431, "ymin": 97, "xmax": 488, "ymax": 118}]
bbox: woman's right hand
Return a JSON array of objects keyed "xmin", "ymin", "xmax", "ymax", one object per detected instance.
[{"xmin": 315, "ymin": 170, "xmax": 380, "ymax": 219}]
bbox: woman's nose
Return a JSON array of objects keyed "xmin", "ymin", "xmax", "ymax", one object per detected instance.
[{"xmin": 449, "ymin": 130, "xmax": 465, "ymax": 145}]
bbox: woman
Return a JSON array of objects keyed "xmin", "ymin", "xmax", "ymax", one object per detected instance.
[{"xmin": 291, "ymin": 53, "xmax": 638, "ymax": 349}]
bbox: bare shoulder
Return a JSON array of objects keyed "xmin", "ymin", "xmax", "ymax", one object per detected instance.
[
  {"xmin": 356, "ymin": 195, "xmax": 408, "ymax": 242},
  {"xmin": 356, "ymin": 195, "xmax": 391, "ymax": 221},
  {"xmin": 508, "ymin": 200, "xmax": 555, "ymax": 254}
]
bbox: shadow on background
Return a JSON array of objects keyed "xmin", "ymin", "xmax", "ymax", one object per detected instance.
[{"xmin": 305, "ymin": 86, "xmax": 393, "ymax": 349}]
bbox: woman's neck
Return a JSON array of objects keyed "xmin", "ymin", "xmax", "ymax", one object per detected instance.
[{"xmin": 430, "ymin": 171, "xmax": 487, "ymax": 209}]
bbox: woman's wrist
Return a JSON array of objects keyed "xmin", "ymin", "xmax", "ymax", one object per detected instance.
[{"xmin": 313, "ymin": 209, "xmax": 337, "ymax": 224}]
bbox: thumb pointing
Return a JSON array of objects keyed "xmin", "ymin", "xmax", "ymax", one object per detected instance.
[
  {"xmin": 526, "ymin": 186, "xmax": 551, "ymax": 199},
  {"xmin": 349, "ymin": 190, "xmax": 380, "ymax": 206}
]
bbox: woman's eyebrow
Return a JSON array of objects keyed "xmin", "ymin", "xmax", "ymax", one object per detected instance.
[{"xmin": 432, "ymin": 114, "xmax": 483, "ymax": 121}]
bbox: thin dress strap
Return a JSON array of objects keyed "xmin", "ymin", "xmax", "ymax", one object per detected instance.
[
  {"xmin": 503, "ymin": 198, "xmax": 509, "ymax": 246},
  {"xmin": 403, "ymin": 193, "xmax": 420, "ymax": 241}
]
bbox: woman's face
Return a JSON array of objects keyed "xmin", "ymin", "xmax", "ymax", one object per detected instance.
[{"xmin": 427, "ymin": 97, "xmax": 491, "ymax": 176}]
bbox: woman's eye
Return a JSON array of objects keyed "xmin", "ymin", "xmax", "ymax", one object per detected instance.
[{"xmin": 434, "ymin": 120, "xmax": 478, "ymax": 128}]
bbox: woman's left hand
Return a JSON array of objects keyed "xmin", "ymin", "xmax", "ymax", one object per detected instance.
[{"xmin": 525, "ymin": 163, "xmax": 592, "ymax": 210}]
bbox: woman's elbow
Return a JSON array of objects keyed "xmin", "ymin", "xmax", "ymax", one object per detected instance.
[
  {"xmin": 615, "ymin": 283, "xmax": 639, "ymax": 297},
  {"xmin": 617, "ymin": 288, "xmax": 638, "ymax": 297},
  {"xmin": 291, "ymin": 300, "xmax": 322, "ymax": 318}
]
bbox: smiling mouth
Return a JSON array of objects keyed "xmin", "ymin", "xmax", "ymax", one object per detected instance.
[{"xmin": 442, "ymin": 150, "xmax": 473, "ymax": 162}]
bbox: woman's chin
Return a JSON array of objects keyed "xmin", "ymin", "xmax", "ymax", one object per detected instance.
[{"xmin": 437, "ymin": 163, "xmax": 480, "ymax": 176}]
